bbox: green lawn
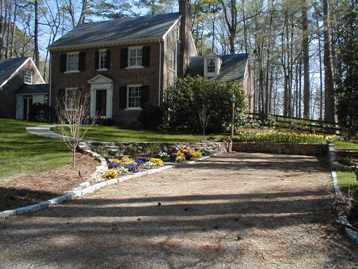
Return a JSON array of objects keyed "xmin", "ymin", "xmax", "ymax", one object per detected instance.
[
  {"xmin": 335, "ymin": 140, "xmax": 358, "ymax": 150},
  {"xmin": 337, "ymin": 171, "xmax": 358, "ymax": 193},
  {"xmin": 0, "ymin": 119, "xmax": 71, "ymax": 179},
  {"xmin": 53, "ymin": 125, "xmax": 220, "ymax": 143}
]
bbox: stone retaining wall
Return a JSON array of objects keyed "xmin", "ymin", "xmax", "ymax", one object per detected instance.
[
  {"xmin": 87, "ymin": 141, "xmax": 227, "ymax": 158},
  {"xmin": 232, "ymin": 142, "xmax": 328, "ymax": 156}
]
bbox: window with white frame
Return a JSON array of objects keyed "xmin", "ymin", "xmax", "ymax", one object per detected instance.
[
  {"xmin": 207, "ymin": 58, "xmax": 216, "ymax": 73},
  {"xmin": 128, "ymin": 47, "xmax": 143, "ymax": 67},
  {"xmin": 98, "ymin": 49, "xmax": 108, "ymax": 70},
  {"xmin": 65, "ymin": 88, "xmax": 78, "ymax": 111},
  {"xmin": 66, "ymin": 52, "xmax": 79, "ymax": 72},
  {"xmin": 127, "ymin": 85, "xmax": 142, "ymax": 108},
  {"xmin": 24, "ymin": 69, "xmax": 33, "ymax": 84}
]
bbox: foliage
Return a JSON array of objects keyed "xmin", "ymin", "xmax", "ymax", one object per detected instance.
[
  {"xmin": 233, "ymin": 129, "xmax": 335, "ymax": 144},
  {"xmin": 335, "ymin": 1, "xmax": 358, "ymax": 136},
  {"xmin": 163, "ymin": 76, "xmax": 246, "ymax": 134},
  {"xmin": 138, "ymin": 104, "xmax": 163, "ymax": 130}
]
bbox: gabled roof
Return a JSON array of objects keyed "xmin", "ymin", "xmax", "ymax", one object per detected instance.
[
  {"xmin": 0, "ymin": 57, "xmax": 45, "ymax": 89},
  {"xmin": 188, "ymin": 53, "xmax": 249, "ymax": 82},
  {"xmin": 49, "ymin": 13, "xmax": 181, "ymax": 51},
  {"xmin": 0, "ymin": 57, "xmax": 28, "ymax": 87}
]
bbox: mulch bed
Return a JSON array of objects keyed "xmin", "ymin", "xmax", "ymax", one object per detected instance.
[{"xmin": 0, "ymin": 153, "xmax": 98, "ymax": 211}]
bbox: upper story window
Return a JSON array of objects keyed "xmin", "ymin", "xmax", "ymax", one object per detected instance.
[
  {"xmin": 24, "ymin": 69, "xmax": 33, "ymax": 84},
  {"xmin": 127, "ymin": 85, "xmax": 142, "ymax": 109},
  {"xmin": 128, "ymin": 47, "xmax": 143, "ymax": 67},
  {"xmin": 207, "ymin": 58, "xmax": 216, "ymax": 73},
  {"xmin": 98, "ymin": 49, "xmax": 108, "ymax": 70},
  {"xmin": 66, "ymin": 52, "xmax": 79, "ymax": 72}
]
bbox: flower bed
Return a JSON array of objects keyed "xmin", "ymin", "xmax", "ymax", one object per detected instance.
[{"xmin": 102, "ymin": 146, "xmax": 210, "ymax": 180}]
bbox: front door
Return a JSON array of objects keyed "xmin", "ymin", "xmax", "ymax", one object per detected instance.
[
  {"xmin": 23, "ymin": 95, "xmax": 33, "ymax": 120},
  {"xmin": 96, "ymin": 89, "xmax": 107, "ymax": 117}
]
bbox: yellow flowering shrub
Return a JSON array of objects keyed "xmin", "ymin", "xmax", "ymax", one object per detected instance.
[
  {"xmin": 149, "ymin": 158, "xmax": 164, "ymax": 167},
  {"xmin": 104, "ymin": 169, "xmax": 120, "ymax": 179},
  {"xmin": 191, "ymin": 151, "xmax": 202, "ymax": 158}
]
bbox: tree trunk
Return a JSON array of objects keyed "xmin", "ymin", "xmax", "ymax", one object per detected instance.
[
  {"xmin": 34, "ymin": 0, "xmax": 40, "ymax": 66},
  {"xmin": 302, "ymin": 1, "xmax": 310, "ymax": 119},
  {"xmin": 322, "ymin": 0, "xmax": 335, "ymax": 123}
]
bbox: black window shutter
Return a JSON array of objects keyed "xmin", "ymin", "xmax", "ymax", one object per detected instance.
[
  {"xmin": 106, "ymin": 49, "xmax": 111, "ymax": 69},
  {"xmin": 60, "ymin": 54, "xmax": 66, "ymax": 72},
  {"xmin": 119, "ymin": 86, "xmax": 127, "ymax": 109},
  {"xmin": 95, "ymin": 50, "xmax": 99, "ymax": 70},
  {"xmin": 79, "ymin": 52, "xmax": 86, "ymax": 71},
  {"xmin": 143, "ymin": 46, "xmax": 151, "ymax": 67},
  {"xmin": 120, "ymin": 48, "xmax": 128, "ymax": 68},
  {"xmin": 141, "ymin": 86, "xmax": 150, "ymax": 107},
  {"xmin": 57, "ymin": 88, "xmax": 65, "ymax": 107}
]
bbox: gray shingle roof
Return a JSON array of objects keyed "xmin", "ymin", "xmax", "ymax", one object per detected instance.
[
  {"xmin": 188, "ymin": 53, "xmax": 249, "ymax": 82},
  {"xmin": 0, "ymin": 57, "xmax": 28, "ymax": 87},
  {"xmin": 17, "ymin": 84, "xmax": 49, "ymax": 95},
  {"xmin": 49, "ymin": 13, "xmax": 180, "ymax": 50}
]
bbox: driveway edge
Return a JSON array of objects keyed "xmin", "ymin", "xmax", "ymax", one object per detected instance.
[
  {"xmin": 328, "ymin": 144, "xmax": 358, "ymax": 245},
  {"xmin": 0, "ymin": 127, "xmax": 215, "ymax": 220}
]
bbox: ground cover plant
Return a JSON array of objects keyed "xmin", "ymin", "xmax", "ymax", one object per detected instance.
[
  {"xmin": 0, "ymin": 119, "xmax": 70, "ymax": 179},
  {"xmin": 102, "ymin": 146, "xmax": 206, "ymax": 180},
  {"xmin": 232, "ymin": 129, "xmax": 335, "ymax": 144}
]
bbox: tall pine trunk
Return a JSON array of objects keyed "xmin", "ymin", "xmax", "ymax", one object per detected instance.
[
  {"xmin": 302, "ymin": 1, "xmax": 310, "ymax": 119},
  {"xmin": 322, "ymin": 0, "xmax": 335, "ymax": 123}
]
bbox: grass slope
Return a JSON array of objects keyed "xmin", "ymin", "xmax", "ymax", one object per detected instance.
[
  {"xmin": 0, "ymin": 119, "xmax": 70, "ymax": 179},
  {"xmin": 337, "ymin": 171, "xmax": 358, "ymax": 193},
  {"xmin": 54, "ymin": 125, "xmax": 213, "ymax": 143}
]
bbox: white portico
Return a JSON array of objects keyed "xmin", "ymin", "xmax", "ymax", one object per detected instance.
[{"xmin": 88, "ymin": 74, "xmax": 113, "ymax": 118}]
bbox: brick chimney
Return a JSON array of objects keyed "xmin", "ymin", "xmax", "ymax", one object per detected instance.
[{"xmin": 178, "ymin": 0, "xmax": 192, "ymax": 78}]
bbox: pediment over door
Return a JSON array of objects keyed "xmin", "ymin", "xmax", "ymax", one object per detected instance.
[{"xmin": 88, "ymin": 74, "xmax": 113, "ymax": 85}]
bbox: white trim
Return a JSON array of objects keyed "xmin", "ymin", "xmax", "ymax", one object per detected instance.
[
  {"xmin": 162, "ymin": 18, "xmax": 180, "ymax": 41},
  {"xmin": 0, "ymin": 57, "xmax": 45, "ymax": 89},
  {"xmin": 128, "ymin": 46, "xmax": 143, "ymax": 68},
  {"xmin": 126, "ymin": 84, "xmax": 142, "ymax": 109},
  {"xmin": 96, "ymin": 68, "xmax": 108, "ymax": 72},
  {"xmin": 66, "ymin": 52, "xmax": 80, "ymax": 73},
  {"xmin": 64, "ymin": 70, "xmax": 80, "ymax": 74},
  {"xmin": 88, "ymin": 75, "xmax": 113, "ymax": 118},
  {"xmin": 49, "ymin": 37, "xmax": 161, "ymax": 52},
  {"xmin": 65, "ymin": 87, "xmax": 78, "ymax": 111},
  {"xmin": 97, "ymin": 49, "xmax": 109, "ymax": 71}
]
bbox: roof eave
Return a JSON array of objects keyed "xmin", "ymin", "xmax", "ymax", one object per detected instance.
[{"xmin": 49, "ymin": 37, "xmax": 163, "ymax": 52}]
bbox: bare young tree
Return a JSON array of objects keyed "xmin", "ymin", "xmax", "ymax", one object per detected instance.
[{"xmin": 56, "ymin": 89, "xmax": 91, "ymax": 168}]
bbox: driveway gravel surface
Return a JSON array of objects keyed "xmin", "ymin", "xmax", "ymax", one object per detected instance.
[{"xmin": 0, "ymin": 152, "xmax": 357, "ymax": 269}]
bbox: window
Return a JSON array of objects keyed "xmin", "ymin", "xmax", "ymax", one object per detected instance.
[
  {"xmin": 24, "ymin": 69, "xmax": 33, "ymax": 84},
  {"xmin": 207, "ymin": 58, "xmax": 216, "ymax": 73},
  {"xmin": 66, "ymin": 52, "xmax": 79, "ymax": 72},
  {"xmin": 65, "ymin": 88, "xmax": 78, "ymax": 111},
  {"xmin": 127, "ymin": 85, "xmax": 142, "ymax": 109},
  {"xmin": 128, "ymin": 47, "xmax": 143, "ymax": 67},
  {"xmin": 98, "ymin": 49, "xmax": 108, "ymax": 70}
]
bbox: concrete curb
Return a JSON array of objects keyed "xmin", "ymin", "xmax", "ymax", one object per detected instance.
[{"xmin": 328, "ymin": 144, "xmax": 358, "ymax": 245}]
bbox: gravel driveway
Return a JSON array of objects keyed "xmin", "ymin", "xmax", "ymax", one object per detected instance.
[{"xmin": 0, "ymin": 152, "xmax": 357, "ymax": 269}]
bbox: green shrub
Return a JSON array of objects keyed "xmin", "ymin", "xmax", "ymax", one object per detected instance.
[
  {"xmin": 138, "ymin": 104, "xmax": 163, "ymax": 130},
  {"xmin": 162, "ymin": 77, "xmax": 246, "ymax": 134}
]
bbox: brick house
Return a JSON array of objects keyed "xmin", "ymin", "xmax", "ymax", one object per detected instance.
[
  {"xmin": 49, "ymin": 0, "xmax": 254, "ymax": 125},
  {"xmin": 0, "ymin": 57, "xmax": 48, "ymax": 120}
]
